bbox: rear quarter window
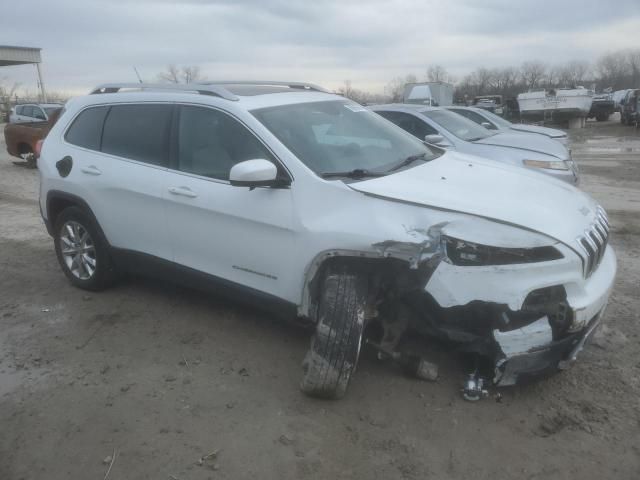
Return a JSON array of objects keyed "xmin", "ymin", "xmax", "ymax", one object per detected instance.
[{"xmin": 65, "ymin": 106, "xmax": 110, "ymax": 150}]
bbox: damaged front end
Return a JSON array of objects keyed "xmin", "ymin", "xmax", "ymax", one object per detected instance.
[{"xmin": 301, "ymin": 211, "xmax": 615, "ymax": 393}]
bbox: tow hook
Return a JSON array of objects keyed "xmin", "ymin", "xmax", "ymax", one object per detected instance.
[{"xmin": 462, "ymin": 373, "xmax": 489, "ymax": 402}]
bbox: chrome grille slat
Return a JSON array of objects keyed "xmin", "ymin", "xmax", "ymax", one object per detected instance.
[{"xmin": 576, "ymin": 206, "xmax": 610, "ymax": 278}]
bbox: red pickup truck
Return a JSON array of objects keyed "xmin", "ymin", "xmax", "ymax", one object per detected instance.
[{"xmin": 3, "ymin": 109, "xmax": 62, "ymax": 167}]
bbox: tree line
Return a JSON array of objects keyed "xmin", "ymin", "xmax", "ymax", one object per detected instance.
[{"xmin": 361, "ymin": 48, "xmax": 640, "ymax": 104}]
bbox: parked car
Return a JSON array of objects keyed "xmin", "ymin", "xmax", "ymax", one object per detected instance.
[
  {"xmin": 612, "ymin": 89, "xmax": 631, "ymax": 112},
  {"xmin": 620, "ymin": 89, "xmax": 640, "ymax": 125},
  {"xmin": 587, "ymin": 93, "xmax": 615, "ymax": 122},
  {"xmin": 9, "ymin": 103, "xmax": 63, "ymax": 124},
  {"xmin": 369, "ymin": 104, "xmax": 578, "ymax": 184},
  {"xmin": 4, "ymin": 108, "xmax": 62, "ymax": 165},
  {"xmin": 39, "ymin": 82, "xmax": 615, "ymax": 398},
  {"xmin": 472, "ymin": 95, "xmax": 504, "ymax": 115},
  {"xmin": 446, "ymin": 106, "xmax": 569, "ymax": 146}
]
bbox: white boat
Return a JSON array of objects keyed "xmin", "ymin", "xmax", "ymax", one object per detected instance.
[{"xmin": 517, "ymin": 87, "xmax": 593, "ymax": 120}]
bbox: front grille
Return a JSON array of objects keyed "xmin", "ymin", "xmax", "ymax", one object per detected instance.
[{"xmin": 576, "ymin": 206, "xmax": 609, "ymax": 277}]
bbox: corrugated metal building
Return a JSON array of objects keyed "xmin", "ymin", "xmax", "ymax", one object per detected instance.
[{"xmin": 0, "ymin": 45, "xmax": 47, "ymax": 101}]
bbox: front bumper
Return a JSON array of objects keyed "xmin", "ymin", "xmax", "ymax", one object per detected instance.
[
  {"xmin": 425, "ymin": 245, "xmax": 616, "ymax": 385},
  {"xmin": 493, "ymin": 309, "xmax": 604, "ymax": 386}
]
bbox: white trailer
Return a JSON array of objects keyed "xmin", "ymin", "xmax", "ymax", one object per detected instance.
[{"xmin": 403, "ymin": 82, "xmax": 454, "ymax": 107}]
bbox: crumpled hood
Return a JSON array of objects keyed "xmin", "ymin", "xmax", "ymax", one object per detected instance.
[
  {"xmin": 509, "ymin": 124, "xmax": 567, "ymax": 139},
  {"xmin": 474, "ymin": 132, "xmax": 569, "ymax": 159},
  {"xmin": 349, "ymin": 152, "xmax": 599, "ymax": 248}
]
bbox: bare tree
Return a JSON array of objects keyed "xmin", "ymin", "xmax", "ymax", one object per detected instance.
[
  {"xmin": 384, "ymin": 74, "xmax": 418, "ymax": 102},
  {"xmin": 520, "ymin": 61, "xmax": 547, "ymax": 90},
  {"xmin": 426, "ymin": 65, "xmax": 452, "ymax": 83},
  {"xmin": 596, "ymin": 51, "xmax": 630, "ymax": 90},
  {"xmin": 182, "ymin": 66, "xmax": 202, "ymax": 84},
  {"xmin": 0, "ymin": 79, "xmax": 20, "ymax": 120},
  {"xmin": 627, "ymin": 49, "xmax": 640, "ymax": 88},
  {"xmin": 157, "ymin": 64, "xmax": 204, "ymax": 84}
]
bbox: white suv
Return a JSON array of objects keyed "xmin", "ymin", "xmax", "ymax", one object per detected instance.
[{"xmin": 39, "ymin": 82, "xmax": 616, "ymax": 398}]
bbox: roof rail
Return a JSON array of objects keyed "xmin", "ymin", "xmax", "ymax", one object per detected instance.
[
  {"xmin": 89, "ymin": 83, "xmax": 239, "ymax": 101},
  {"xmin": 201, "ymin": 80, "xmax": 330, "ymax": 93}
]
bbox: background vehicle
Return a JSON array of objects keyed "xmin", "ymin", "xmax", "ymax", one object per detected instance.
[
  {"xmin": 4, "ymin": 108, "xmax": 62, "ymax": 165},
  {"xmin": 9, "ymin": 103, "xmax": 63, "ymax": 124},
  {"xmin": 403, "ymin": 82, "xmax": 453, "ymax": 106},
  {"xmin": 446, "ymin": 106, "xmax": 569, "ymax": 145},
  {"xmin": 370, "ymin": 104, "xmax": 578, "ymax": 184},
  {"xmin": 620, "ymin": 89, "xmax": 640, "ymax": 125},
  {"xmin": 612, "ymin": 89, "xmax": 631, "ymax": 112},
  {"xmin": 587, "ymin": 93, "xmax": 615, "ymax": 122},
  {"xmin": 39, "ymin": 82, "xmax": 613, "ymax": 399},
  {"xmin": 472, "ymin": 95, "xmax": 504, "ymax": 115}
]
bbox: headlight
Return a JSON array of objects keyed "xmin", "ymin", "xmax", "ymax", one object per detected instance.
[
  {"xmin": 522, "ymin": 159, "xmax": 570, "ymax": 171},
  {"xmin": 443, "ymin": 236, "xmax": 563, "ymax": 266}
]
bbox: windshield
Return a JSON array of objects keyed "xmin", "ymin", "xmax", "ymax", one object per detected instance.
[
  {"xmin": 476, "ymin": 109, "xmax": 512, "ymax": 128},
  {"xmin": 252, "ymin": 100, "xmax": 440, "ymax": 177},
  {"xmin": 422, "ymin": 109, "xmax": 496, "ymax": 141}
]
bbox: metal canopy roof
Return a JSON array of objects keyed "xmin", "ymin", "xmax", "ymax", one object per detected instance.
[{"xmin": 0, "ymin": 45, "xmax": 42, "ymax": 66}]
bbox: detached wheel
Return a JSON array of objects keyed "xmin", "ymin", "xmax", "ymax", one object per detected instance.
[
  {"xmin": 300, "ymin": 266, "xmax": 368, "ymax": 399},
  {"xmin": 54, "ymin": 206, "xmax": 117, "ymax": 291}
]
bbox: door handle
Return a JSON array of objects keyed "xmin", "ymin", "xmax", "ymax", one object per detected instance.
[
  {"xmin": 80, "ymin": 165, "xmax": 102, "ymax": 176},
  {"xmin": 168, "ymin": 186, "xmax": 198, "ymax": 198}
]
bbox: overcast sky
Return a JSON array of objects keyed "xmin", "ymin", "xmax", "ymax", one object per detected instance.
[{"xmin": 2, "ymin": 0, "xmax": 640, "ymax": 96}]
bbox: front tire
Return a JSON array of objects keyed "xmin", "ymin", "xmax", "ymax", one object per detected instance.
[
  {"xmin": 53, "ymin": 206, "xmax": 117, "ymax": 291},
  {"xmin": 300, "ymin": 266, "xmax": 368, "ymax": 399}
]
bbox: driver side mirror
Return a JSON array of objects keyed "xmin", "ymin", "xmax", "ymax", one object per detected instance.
[
  {"xmin": 229, "ymin": 159, "xmax": 287, "ymax": 188},
  {"xmin": 424, "ymin": 134, "xmax": 450, "ymax": 147},
  {"xmin": 481, "ymin": 121, "xmax": 495, "ymax": 129}
]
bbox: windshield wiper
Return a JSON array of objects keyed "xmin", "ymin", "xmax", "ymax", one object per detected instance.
[
  {"xmin": 321, "ymin": 168, "xmax": 387, "ymax": 179},
  {"xmin": 384, "ymin": 152, "xmax": 428, "ymax": 173}
]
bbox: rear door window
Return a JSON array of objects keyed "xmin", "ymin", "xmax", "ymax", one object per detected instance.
[
  {"xmin": 101, "ymin": 104, "xmax": 173, "ymax": 166},
  {"xmin": 65, "ymin": 106, "xmax": 110, "ymax": 150}
]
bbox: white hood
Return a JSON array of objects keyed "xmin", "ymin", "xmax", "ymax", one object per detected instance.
[
  {"xmin": 509, "ymin": 124, "xmax": 567, "ymax": 139},
  {"xmin": 474, "ymin": 132, "xmax": 569, "ymax": 159},
  {"xmin": 349, "ymin": 152, "xmax": 598, "ymax": 248}
]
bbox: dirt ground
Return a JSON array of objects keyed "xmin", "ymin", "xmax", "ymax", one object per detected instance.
[{"xmin": 1, "ymin": 115, "xmax": 639, "ymax": 480}]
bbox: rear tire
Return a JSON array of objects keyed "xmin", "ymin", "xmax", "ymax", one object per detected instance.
[
  {"xmin": 53, "ymin": 206, "xmax": 118, "ymax": 291},
  {"xmin": 300, "ymin": 266, "xmax": 368, "ymax": 399}
]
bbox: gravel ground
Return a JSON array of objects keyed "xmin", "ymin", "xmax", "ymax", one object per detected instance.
[{"xmin": 1, "ymin": 116, "xmax": 639, "ymax": 479}]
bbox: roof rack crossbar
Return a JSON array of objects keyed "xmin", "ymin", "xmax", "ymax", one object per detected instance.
[
  {"xmin": 201, "ymin": 80, "xmax": 330, "ymax": 93},
  {"xmin": 89, "ymin": 83, "xmax": 239, "ymax": 101}
]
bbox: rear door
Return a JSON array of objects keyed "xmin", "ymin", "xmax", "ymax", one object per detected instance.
[
  {"xmin": 163, "ymin": 104, "xmax": 296, "ymax": 300},
  {"xmin": 62, "ymin": 103, "xmax": 173, "ymax": 260}
]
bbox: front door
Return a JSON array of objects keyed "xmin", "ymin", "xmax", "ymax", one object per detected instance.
[{"xmin": 164, "ymin": 105, "xmax": 296, "ymax": 301}]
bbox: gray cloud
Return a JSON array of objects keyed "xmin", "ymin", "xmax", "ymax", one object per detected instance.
[{"xmin": 1, "ymin": 0, "xmax": 639, "ymax": 94}]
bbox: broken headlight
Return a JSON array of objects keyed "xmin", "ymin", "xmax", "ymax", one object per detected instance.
[
  {"xmin": 443, "ymin": 237, "xmax": 563, "ymax": 266},
  {"xmin": 522, "ymin": 159, "xmax": 570, "ymax": 171}
]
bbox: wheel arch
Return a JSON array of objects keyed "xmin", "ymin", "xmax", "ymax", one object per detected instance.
[
  {"xmin": 46, "ymin": 190, "xmax": 110, "ymax": 244},
  {"xmin": 298, "ymin": 248, "xmax": 442, "ymax": 320}
]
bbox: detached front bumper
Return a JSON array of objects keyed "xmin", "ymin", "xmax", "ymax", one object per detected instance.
[
  {"xmin": 425, "ymin": 245, "xmax": 616, "ymax": 386},
  {"xmin": 493, "ymin": 309, "xmax": 604, "ymax": 386}
]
